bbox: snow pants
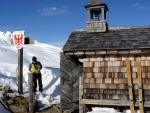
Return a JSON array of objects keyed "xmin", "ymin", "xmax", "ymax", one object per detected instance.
[{"xmin": 33, "ymin": 73, "xmax": 43, "ymax": 92}]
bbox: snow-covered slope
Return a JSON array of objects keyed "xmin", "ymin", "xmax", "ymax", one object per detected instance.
[{"xmin": 0, "ymin": 31, "xmax": 61, "ymax": 109}]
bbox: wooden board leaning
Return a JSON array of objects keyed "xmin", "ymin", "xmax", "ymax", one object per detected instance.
[{"xmin": 126, "ymin": 58, "xmax": 135, "ymax": 113}]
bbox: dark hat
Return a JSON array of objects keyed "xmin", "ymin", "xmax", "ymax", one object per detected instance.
[{"xmin": 32, "ymin": 56, "xmax": 37, "ymax": 62}]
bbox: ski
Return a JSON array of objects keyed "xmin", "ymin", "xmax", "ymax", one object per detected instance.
[
  {"xmin": 136, "ymin": 57, "xmax": 144, "ymax": 113},
  {"xmin": 126, "ymin": 58, "xmax": 135, "ymax": 113}
]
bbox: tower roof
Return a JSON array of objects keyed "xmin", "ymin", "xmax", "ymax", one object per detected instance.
[
  {"xmin": 85, "ymin": 0, "xmax": 108, "ymax": 11},
  {"xmin": 91, "ymin": 0, "xmax": 104, "ymax": 5}
]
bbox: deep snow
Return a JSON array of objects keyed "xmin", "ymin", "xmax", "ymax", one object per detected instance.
[{"xmin": 0, "ymin": 31, "xmax": 61, "ymax": 112}]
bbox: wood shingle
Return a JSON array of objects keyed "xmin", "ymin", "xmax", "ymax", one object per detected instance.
[{"xmin": 62, "ymin": 26, "xmax": 150, "ymax": 52}]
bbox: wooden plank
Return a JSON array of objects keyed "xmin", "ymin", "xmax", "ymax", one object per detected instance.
[
  {"xmin": 18, "ymin": 48, "xmax": 23, "ymax": 94},
  {"xmin": 131, "ymin": 61, "xmax": 136, "ymax": 66},
  {"xmin": 85, "ymin": 51, "xmax": 95, "ymax": 55},
  {"xmin": 96, "ymin": 78, "xmax": 103, "ymax": 83},
  {"xmin": 136, "ymin": 58, "xmax": 144, "ymax": 113},
  {"xmin": 80, "ymin": 99, "xmax": 150, "ymax": 107},
  {"xmin": 118, "ymin": 50, "xmax": 129, "ymax": 54},
  {"xmin": 88, "ymin": 78, "xmax": 96, "ymax": 83},
  {"xmin": 110, "ymin": 55, "xmax": 118, "ymax": 61},
  {"xmin": 83, "ymin": 61, "xmax": 94, "ymax": 67},
  {"xmin": 28, "ymin": 73, "xmax": 33, "ymax": 113},
  {"xmin": 79, "ymin": 77, "xmax": 83, "ymax": 99},
  {"xmin": 126, "ymin": 58, "xmax": 135, "ymax": 113},
  {"xmin": 74, "ymin": 51, "xmax": 84, "ymax": 56},
  {"xmin": 94, "ymin": 73, "xmax": 104, "ymax": 78},
  {"xmin": 96, "ymin": 57, "xmax": 104, "ymax": 61},
  {"xmin": 129, "ymin": 55, "xmax": 135, "ymax": 61},
  {"xmin": 60, "ymin": 53, "xmax": 82, "ymax": 110},
  {"xmin": 141, "ymin": 55, "xmax": 147, "ymax": 61},
  {"xmin": 94, "ymin": 62, "xmax": 101, "ymax": 67},
  {"xmin": 96, "ymin": 50, "xmax": 106, "ymax": 55},
  {"xmin": 107, "ymin": 50, "xmax": 118, "ymax": 54},
  {"xmin": 83, "ymin": 67, "xmax": 93, "ymax": 73},
  {"xmin": 130, "ymin": 50, "xmax": 141, "ymax": 54},
  {"xmin": 89, "ymin": 84, "xmax": 96, "ymax": 88},
  {"xmin": 134, "ymin": 84, "xmax": 150, "ymax": 89},
  {"xmin": 113, "ymin": 61, "xmax": 121, "ymax": 66},
  {"xmin": 141, "ymin": 49, "xmax": 150, "ymax": 54},
  {"xmin": 83, "ymin": 58, "xmax": 90, "ymax": 62},
  {"xmin": 104, "ymin": 78, "xmax": 113, "ymax": 83},
  {"xmin": 146, "ymin": 61, "xmax": 150, "ymax": 66},
  {"xmin": 114, "ymin": 78, "xmax": 128, "ymax": 84},
  {"xmin": 83, "ymin": 73, "xmax": 93, "ymax": 78},
  {"xmin": 141, "ymin": 61, "xmax": 146, "ymax": 66},
  {"xmin": 65, "ymin": 52, "xmax": 74, "ymax": 55}
]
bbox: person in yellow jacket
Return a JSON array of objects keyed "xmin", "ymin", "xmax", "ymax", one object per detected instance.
[{"xmin": 29, "ymin": 56, "xmax": 43, "ymax": 94}]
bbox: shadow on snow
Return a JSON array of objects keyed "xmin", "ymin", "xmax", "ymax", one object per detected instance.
[{"xmin": 44, "ymin": 67, "xmax": 60, "ymax": 97}]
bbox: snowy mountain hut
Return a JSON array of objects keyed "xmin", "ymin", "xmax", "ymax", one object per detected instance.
[{"xmin": 60, "ymin": 0, "xmax": 150, "ymax": 113}]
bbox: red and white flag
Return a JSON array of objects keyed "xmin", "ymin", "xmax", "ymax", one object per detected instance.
[{"xmin": 13, "ymin": 31, "xmax": 25, "ymax": 49}]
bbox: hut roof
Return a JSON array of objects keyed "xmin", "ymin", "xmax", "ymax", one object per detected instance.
[{"xmin": 62, "ymin": 26, "xmax": 150, "ymax": 52}]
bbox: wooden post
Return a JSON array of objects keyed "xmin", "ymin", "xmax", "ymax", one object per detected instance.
[
  {"xmin": 11, "ymin": 36, "xmax": 35, "ymax": 94},
  {"xmin": 126, "ymin": 58, "xmax": 135, "ymax": 113},
  {"xmin": 18, "ymin": 48, "xmax": 23, "ymax": 94},
  {"xmin": 79, "ymin": 77, "xmax": 84, "ymax": 113},
  {"xmin": 136, "ymin": 58, "xmax": 144, "ymax": 113},
  {"xmin": 28, "ymin": 72, "xmax": 33, "ymax": 113}
]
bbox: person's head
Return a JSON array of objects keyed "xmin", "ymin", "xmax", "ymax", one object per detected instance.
[{"xmin": 32, "ymin": 56, "xmax": 37, "ymax": 62}]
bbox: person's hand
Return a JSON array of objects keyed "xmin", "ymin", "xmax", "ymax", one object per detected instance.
[
  {"xmin": 37, "ymin": 69, "xmax": 40, "ymax": 72},
  {"xmin": 32, "ymin": 70, "xmax": 35, "ymax": 73}
]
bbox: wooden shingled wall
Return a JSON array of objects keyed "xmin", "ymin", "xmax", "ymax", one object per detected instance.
[
  {"xmin": 60, "ymin": 53, "xmax": 83, "ymax": 110},
  {"xmin": 81, "ymin": 54, "xmax": 150, "ymax": 101}
]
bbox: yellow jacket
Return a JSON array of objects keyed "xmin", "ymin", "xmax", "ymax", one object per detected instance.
[{"xmin": 31, "ymin": 61, "xmax": 42, "ymax": 74}]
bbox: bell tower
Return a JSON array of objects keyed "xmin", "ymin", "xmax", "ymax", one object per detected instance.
[{"xmin": 85, "ymin": 0, "xmax": 108, "ymax": 33}]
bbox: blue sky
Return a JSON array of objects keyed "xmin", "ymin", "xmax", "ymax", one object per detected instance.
[{"xmin": 0, "ymin": 0, "xmax": 150, "ymax": 46}]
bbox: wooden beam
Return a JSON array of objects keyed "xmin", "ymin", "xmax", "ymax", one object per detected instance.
[
  {"xmin": 85, "ymin": 51, "xmax": 95, "ymax": 56},
  {"xmin": 96, "ymin": 50, "xmax": 106, "ymax": 55},
  {"xmin": 118, "ymin": 50, "xmax": 129, "ymax": 54},
  {"xmin": 141, "ymin": 50, "xmax": 150, "ymax": 54},
  {"xmin": 79, "ymin": 99, "xmax": 150, "ymax": 107},
  {"xmin": 130, "ymin": 50, "xmax": 141, "ymax": 54},
  {"xmin": 136, "ymin": 58, "xmax": 144, "ymax": 113},
  {"xmin": 18, "ymin": 48, "xmax": 23, "ymax": 94},
  {"xmin": 74, "ymin": 51, "xmax": 84, "ymax": 56},
  {"xmin": 64, "ymin": 52, "xmax": 74, "ymax": 55},
  {"xmin": 28, "ymin": 72, "xmax": 33, "ymax": 113},
  {"xmin": 126, "ymin": 58, "xmax": 135, "ymax": 113},
  {"xmin": 107, "ymin": 50, "xmax": 118, "ymax": 54}
]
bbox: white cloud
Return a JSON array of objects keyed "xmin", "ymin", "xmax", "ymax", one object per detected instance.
[
  {"xmin": 37, "ymin": 6, "xmax": 68, "ymax": 16},
  {"xmin": 134, "ymin": 3, "xmax": 146, "ymax": 9}
]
